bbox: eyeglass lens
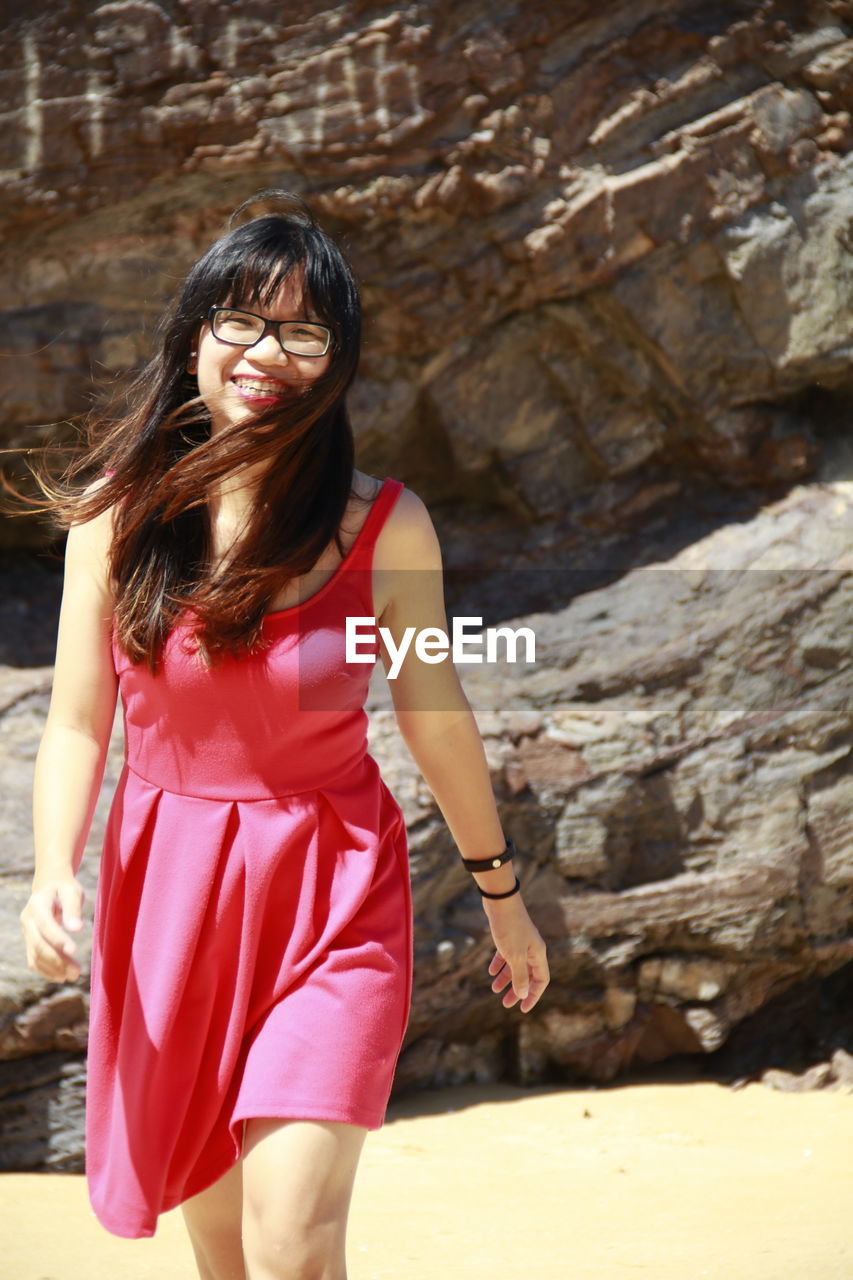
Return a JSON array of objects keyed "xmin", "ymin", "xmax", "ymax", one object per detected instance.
[{"xmin": 212, "ymin": 308, "xmax": 330, "ymax": 356}]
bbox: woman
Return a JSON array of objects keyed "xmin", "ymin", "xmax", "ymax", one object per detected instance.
[{"xmin": 19, "ymin": 192, "xmax": 549, "ymax": 1279}]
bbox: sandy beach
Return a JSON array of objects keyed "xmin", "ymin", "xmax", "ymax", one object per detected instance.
[{"xmin": 1, "ymin": 1078, "xmax": 850, "ymax": 1280}]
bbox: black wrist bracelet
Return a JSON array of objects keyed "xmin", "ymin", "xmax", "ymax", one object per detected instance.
[
  {"xmin": 478, "ymin": 875, "xmax": 521, "ymax": 900},
  {"xmin": 461, "ymin": 837, "xmax": 516, "ymax": 872}
]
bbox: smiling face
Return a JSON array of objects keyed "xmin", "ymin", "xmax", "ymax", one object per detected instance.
[{"xmin": 194, "ymin": 270, "xmax": 333, "ymax": 437}]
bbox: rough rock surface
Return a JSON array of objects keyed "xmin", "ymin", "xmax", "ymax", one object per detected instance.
[
  {"xmin": 706, "ymin": 960, "xmax": 853, "ymax": 1091},
  {"xmin": 1, "ymin": 0, "xmax": 851, "ymax": 1172},
  {"xmin": 1, "ymin": 478, "xmax": 850, "ymax": 1168},
  {"xmin": 381, "ymin": 478, "xmax": 853, "ymax": 1090},
  {"xmin": 1, "ymin": 1, "xmax": 853, "ymax": 553}
]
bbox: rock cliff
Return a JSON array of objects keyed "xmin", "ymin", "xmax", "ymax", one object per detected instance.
[
  {"xmin": 0, "ymin": 0, "xmax": 851, "ymax": 1171},
  {"xmin": 1, "ymin": 479, "xmax": 850, "ymax": 1169},
  {"xmin": 1, "ymin": 1, "xmax": 853, "ymax": 550}
]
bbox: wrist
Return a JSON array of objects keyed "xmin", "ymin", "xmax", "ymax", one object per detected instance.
[
  {"xmin": 32, "ymin": 865, "xmax": 78, "ymax": 891},
  {"xmin": 459, "ymin": 835, "xmax": 519, "ymax": 898},
  {"xmin": 471, "ymin": 864, "xmax": 517, "ymax": 894},
  {"xmin": 477, "ymin": 873, "xmax": 521, "ymax": 900},
  {"xmin": 460, "ymin": 836, "xmax": 515, "ymax": 873}
]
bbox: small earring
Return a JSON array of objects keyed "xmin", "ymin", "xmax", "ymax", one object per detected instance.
[{"xmin": 187, "ymin": 350, "xmax": 198, "ymax": 375}]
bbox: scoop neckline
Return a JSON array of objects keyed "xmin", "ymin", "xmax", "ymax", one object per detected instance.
[{"xmin": 261, "ymin": 477, "xmax": 392, "ymax": 622}]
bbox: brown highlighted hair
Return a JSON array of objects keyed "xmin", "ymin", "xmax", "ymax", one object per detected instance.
[{"xmin": 17, "ymin": 194, "xmax": 362, "ymax": 671}]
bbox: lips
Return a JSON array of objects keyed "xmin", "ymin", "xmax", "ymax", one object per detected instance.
[{"xmin": 231, "ymin": 376, "xmax": 292, "ymax": 403}]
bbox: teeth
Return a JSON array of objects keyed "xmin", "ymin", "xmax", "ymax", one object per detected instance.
[{"xmin": 234, "ymin": 379, "xmax": 285, "ymax": 392}]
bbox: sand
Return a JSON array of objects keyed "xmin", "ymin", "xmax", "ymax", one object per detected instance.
[{"xmin": 1, "ymin": 1078, "xmax": 851, "ymax": 1280}]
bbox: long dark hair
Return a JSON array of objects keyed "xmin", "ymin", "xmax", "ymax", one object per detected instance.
[{"xmin": 14, "ymin": 193, "xmax": 362, "ymax": 671}]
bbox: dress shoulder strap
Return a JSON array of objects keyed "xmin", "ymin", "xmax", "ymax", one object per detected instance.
[{"xmin": 347, "ymin": 477, "xmax": 404, "ymax": 569}]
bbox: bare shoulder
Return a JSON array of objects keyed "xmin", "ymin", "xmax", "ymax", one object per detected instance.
[
  {"xmin": 351, "ymin": 469, "xmax": 384, "ymax": 503},
  {"xmin": 374, "ymin": 483, "xmax": 442, "ymax": 571},
  {"xmin": 64, "ymin": 476, "xmax": 117, "ymax": 599},
  {"xmin": 338, "ymin": 469, "xmax": 384, "ymax": 546}
]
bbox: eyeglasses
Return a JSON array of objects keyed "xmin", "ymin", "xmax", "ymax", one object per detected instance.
[{"xmin": 207, "ymin": 306, "xmax": 333, "ymax": 357}]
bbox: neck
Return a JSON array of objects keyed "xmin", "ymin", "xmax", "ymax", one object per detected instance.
[{"xmin": 207, "ymin": 459, "xmax": 269, "ymax": 525}]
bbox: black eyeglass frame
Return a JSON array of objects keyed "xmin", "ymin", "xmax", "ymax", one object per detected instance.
[{"xmin": 205, "ymin": 306, "xmax": 334, "ymax": 357}]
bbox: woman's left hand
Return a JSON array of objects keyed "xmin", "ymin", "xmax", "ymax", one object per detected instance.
[{"xmin": 483, "ymin": 893, "xmax": 549, "ymax": 1013}]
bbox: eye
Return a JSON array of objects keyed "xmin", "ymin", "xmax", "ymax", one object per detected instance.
[{"xmin": 219, "ymin": 310, "xmax": 256, "ymax": 330}]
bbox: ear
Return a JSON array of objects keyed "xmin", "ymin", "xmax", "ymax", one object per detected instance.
[{"xmin": 186, "ymin": 323, "xmax": 203, "ymax": 375}]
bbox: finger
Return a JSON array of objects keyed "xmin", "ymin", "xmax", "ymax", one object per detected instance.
[
  {"xmin": 487, "ymin": 952, "xmax": 506, "ymax": 977},
  {"xmin": 507, "ymin": 955, "xmax": 530, "ymax": 1005},
  {"xmin": 42, "ymin": 958, "xmax": 81, "ymax": 983},
  {"xmin": 27, "ymin": 901, "xmax": 78, "ymax": 961},
  {"xmin": 26, "ymin": 922, "xmax": 73, "ymax": 969},
  {"xmin": 56, "ymin": 883, "xmax": 84, "ymax": 933},
  {"xmin": 502, "ymin": 985, "xmax": 521, "ymax": 1009},
  {"xmin": 491, "ymin": 966, "xmax": 513, "ymax": 995},
  {"xmin": 518, "ymin": 953, "xmax": 550, "ymax": 1013},
  {"xmin": 27, "ymin": 934, "xmax": 80, "ymax": 982},
  {"xmin": 518, "ymin": 978, "xmax": 547, "ymax": 1013},
  {"xmin": 529, "ymin": 949, "xmax": 549, "ymax": 985}
]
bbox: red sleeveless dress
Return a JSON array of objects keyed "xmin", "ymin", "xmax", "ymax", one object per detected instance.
[{"xmin": 86, "ymin": 478, "xmax": 412, "ymax": 1238}]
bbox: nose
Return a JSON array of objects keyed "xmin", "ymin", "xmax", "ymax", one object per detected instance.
[{"xmin": 247, "ymin": 330, "xmax": 290, "ymax": 361}]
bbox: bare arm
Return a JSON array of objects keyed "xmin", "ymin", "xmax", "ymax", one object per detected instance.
[
  {"xmin": 21, "ymin": 498, "xmax": 119, "ymax": 982},
  {"xmin": 373, "ymin": 489, "xmax": 549, "ymax": 1013}
]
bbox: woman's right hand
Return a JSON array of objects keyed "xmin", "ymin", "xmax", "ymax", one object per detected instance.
[{"xmin": 20, "ymin": 878, "xmax": 86, "ymax": 983}]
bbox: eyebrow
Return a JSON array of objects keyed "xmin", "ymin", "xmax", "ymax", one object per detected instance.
[{"xmin": 226, "ymin": 299, "xmax": 324, "ymax": 324}]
